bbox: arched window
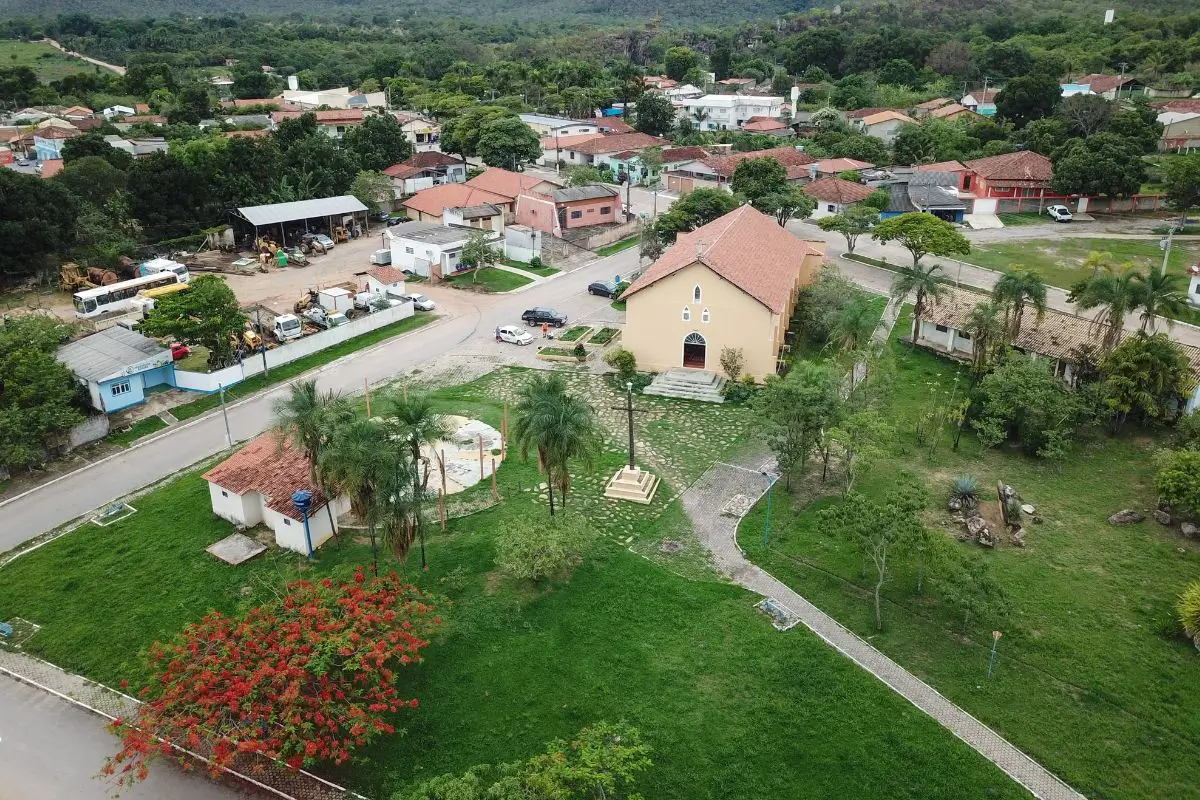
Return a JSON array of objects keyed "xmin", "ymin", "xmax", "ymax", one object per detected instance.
[
  {"xmin": 693, "ymin": 285, "xmax": 702, "ymax": 303},
  {"xmin": 702, "ymin": 307, "xmax": 710, "ymax": 323},
  {"xmin": 682, "ymin": 306, "xmax": 691, "ymax": 321}
]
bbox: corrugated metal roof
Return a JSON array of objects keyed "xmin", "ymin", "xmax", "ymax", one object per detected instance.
[
  {"xmin": 236, "ymin": 196, "xmax": 368, "ymax": 227},
  {"xmin": 56, "ymin": 327, "xmax": 169, "ymax": 383},
  {"xmin": 550, "ymin": 184, "xmax": 619, "ymax": 203}
]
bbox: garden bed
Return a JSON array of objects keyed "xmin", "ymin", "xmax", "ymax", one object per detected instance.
[
  {"xmin": 587, "ymin": 327, "xmax": 621, "ymax": 346},
  {"xmin": 557, "ymin": 325, "xmax": 592, "ymax": 342},
  {"xmin": 536, "ymin": 346, "xmax": 587, "ymax": 362}
]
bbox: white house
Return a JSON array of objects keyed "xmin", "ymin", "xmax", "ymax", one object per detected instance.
[
  {"xmin": 664, "ymin": 84, "xmax": 705, "ymax": 102},
  {"xmin": 519, "ymin": 113, "xmax": 601, "ymax": 137},
  {"xmin": 853, "ymin": 110, "xmax": 916, "ymax": 143},
  {"xmin": 680, "ymin": 94, "xmax": 785, "ymax": 131},
  {"xmin": 281, "ymin": 87, "xmax": 386, "ymax": 109},
  {"xmin": 359, "ymin": 265, "xmax": 407, "ymax": 299},
  {"xmin": 202, "ymin": 434, "xmax": 351, "ymax": 555},
  {"xmin": 387, "ymin": 221, "xmax": 498, "ymax": 279},
  {"xmin": 102, "ymin": 105, "xmax": 136, "ymax": 119},
  {"xmin": 960, "ymin": 88, "xmax": 998, "ymax": 116},
  {"xmin": 802, "ymin": 177, "xmax": 877, "ymax": 219}
]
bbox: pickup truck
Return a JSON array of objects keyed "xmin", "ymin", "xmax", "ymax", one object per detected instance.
[{"xmin": 521, "ymin": 307, "xmax": 568, "ymax": 327}]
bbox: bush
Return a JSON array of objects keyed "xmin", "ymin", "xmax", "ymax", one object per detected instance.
[
  {"xmin": 719, "ymin": 346, "xmax": 745, "ymax": 382},
  {"xmin": 604, "ymin": 347, "xmax": 638, "ymax": 384},
  {"xmin": 1176, "ymin": 581, "xmax": 1200, "ymax": 645},
  {"xmin": 949, "ymin": 475, "xmax": 979, "ymax": 507},
  {"xmin": 722, "ymin": 374, "xmax": 758, "ymax": 403},
  {"xmin": 573, "ymin": 342, "xmax": 586, "ymax": 360},
  {"xmin": 494, "ymin": 513, "xmax": 592, "ymax": 582},
  {"xmin": 1156, "ymin": 449, "xmax": 1200, "ymax": 519},
  {"xmin": 529, "ymin": 256, "xmax": 544, "ymax": 269}
]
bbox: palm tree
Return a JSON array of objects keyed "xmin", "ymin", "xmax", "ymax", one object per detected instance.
[
  {"xmin": 320, "ymin": 419, "xmax": 391, "ymax": 575},
  {"xmin": 1082, "ymin": 250, "xmax": 1116, "ymax": 278},
  {"xmin": 382, "ymin": 392, "xmax": 451, "ymax": 570},
  {"xmin": 1072, "ymin": 270, "xmax": 1140, "ymax": 353},
  {"xmin": 691, "ymin": 107, "xmax": 710, "ymax": 130},
  {"xmin": 826, "ymin": 296, "xmax": 879, "ymax": 357},
  {"xmin": 511, "ymin": 374, "xmax": 602, "ymax": 516},
  {"xmin": 889, "ymin": 262, "xmax": 946, "ymax": 343},
  {"xmin": 373, "ymin": 446, "xmax": 419, "ymax": 573},
  {"xmin": 272, "ymin": 379, "xmax": 353, "ymax": 544},
  {"xmin": 992, "ymin": 268, "xmax": 1048, "ymax": 342},
  {"xmin": 1132, "ymin": 270, "xmax": 1187, "ymax": 332},
  {"xmin": 963, "ymin": 300, "xmax": 1006, "ymax": 374}
]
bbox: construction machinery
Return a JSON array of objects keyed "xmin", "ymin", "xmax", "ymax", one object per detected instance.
[
  {"xmin": 333, "ymin": 226, "xmax": 349, "ymax": 243},
  {"xmin": 87, "ymin": 267, "xmax": 120, "ymax": 286},
  {"xmin": 60, "ymin": 263, "xmax": 93, "ymax": 292}
]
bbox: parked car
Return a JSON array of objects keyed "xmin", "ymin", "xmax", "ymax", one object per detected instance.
[
  {"xmin": 15, "ymin": 158, "xmax": 30, "ymax": 167},
  {"xmin": 169, "ymin": 342, "xmax": 191, "ymax": 360},
  {"xmin": 496, "ymin": 324, "xmax": 533, "ymax": 345},
  {"xmin": 304, "ymin": 231, "xmax": 335, "ymax": 249},
  {"xmin": 587, "ymin": 281, "xmax": 619, "ymax": 298},
  {"xmin": 403, "ymin": 293, "xmax": 437, "ymax": 311},
  {"xmin": 1046, "ymin": 205, "xmax": 1073, "ymax": 223},
  {"xmin": 386, "ymin": 216, "xmax": 407, "ymax": 227},
  {"xmin": 521, "ymin": 307, "xmax": 568, "ymax": 327}
]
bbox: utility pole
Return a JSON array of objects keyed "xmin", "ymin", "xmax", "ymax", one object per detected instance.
[
  {"xmin": 217, "ymin": 383, "xmax": 233, "ymax": 446},
  {"xmin": 1117, "ymin": 62, "xmax": 1130, "ymax": 99},
  {"xmin": 253, "ymin": 307, "xmax": 269, "ymax": 378},
  {"xmin": 1161, "ymin": 225, "xmax": 1178, "ymax": 276}
]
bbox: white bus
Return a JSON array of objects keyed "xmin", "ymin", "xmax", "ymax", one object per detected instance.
[{"xmin": 73, "ymin": 271, "xmax": 186, "ymax": 318}]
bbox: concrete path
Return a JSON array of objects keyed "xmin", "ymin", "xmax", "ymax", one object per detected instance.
[
  {"xmin": 491, "ymin": 262, "xmax": 543, "ymax": 282},
  {"xmin": 681, "ymin": 451, "xmax": 1086, "ymax": 800}
]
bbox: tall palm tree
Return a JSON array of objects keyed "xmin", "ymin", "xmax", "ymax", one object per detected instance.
[
  {"xmin": 320, "ymin": 419, "xmax": 391, "ymax": 575},
  {"xmin": 511, "ymin": 374, "xmax": 602, "ymax": 516},
  {"xmin": 691, "ymin": 107, "xmax": 710, "ymax": 130},
  {"xmin": 1072, "ymin": 270, "xmax": 1140, "ymax": 353},
  {"xmin": 373, "ymin": 446, "xmax": 419, "ymax": 573},
  {"xmin": 272, "ymin": 379, "xmax": 353, "ymax": 543},
  {"xmin": 382, "ymin": 392, "xmax": 451, "ymax": 570},
  {"xmin": 992, "ymin": 268, "xmax": 1048, "ymax": 342},
  {"xmin": 1132, "ymin": 270, "xmax": 1187, "ymax": 332},
  {"xmin": 963, "ymin": 300, "xmax": 1006, "ymax": 374},
  {"xmin": 889, "ymin": 262, "xmax": 946, "ymax": 343},
  {"xmin": 826, "ymin": 295, "xmax": 879, "ymax": 357}
]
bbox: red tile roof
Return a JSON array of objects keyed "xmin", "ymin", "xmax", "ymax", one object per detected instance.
[
  {"xmin": 569, "ymin": 132, "xmax": 671, "ymax": 155},
  {"xmin": 34, "ymin": 126, "xmax": 80, "ymax": 140},
  {"xmin": 367, "ymin": 266, "xmax": 407, "ymax": 286},
  {"xmin": 916, "ymin": 160, "xmax": 968, "ymax": 172},
  {"xmin": 930, "ymin": 103, "xmax": 981, "ymax": 120},
  {"xmin": 702, "ymin": 146, "xmax": 815, "ymax": 177},
  {"xmin": 859, "ymin": 110, "xmax": 916, "ymax": 127},
  {"xmin": 203, "ymin": 433, "xmax": 328, "ymax": 521},
  {"xmin": 742, "ymin": 118, "xmax": 788, "ymax": 132},
  {"xmin": 222, "ymin": 98, "xmax": 287, "ymax": 109},
  {"xmin": 407, "ymin": 151, "xmax": 464, "ymax": 168},
  {"xmin": 540, "ymin": 132, "xmax": 605, "ymax": 150},
  {"xmin": 1154, "ymin": 99, "xmax": 1200, "ymax": 114},
  {"xmin": 134, "ymin": 103, "xmax": 150, "ymax": 113},
  {"xmin": 964, "ymin": 150, "xmax": 1053, "ymax": 184},
  {"xmin": 271, "ymin": 109, "xmax": 365, "ymax": 125},
  {"xmin": 465, "ymin": 167, "xmax": 559, "ymax": 200},
  {"xmin": 70, "ymin": 117, "xmax": 103, "ymax": 131},
  {"xmin": 662, "ymin": 146, "xmax": 710, "ymax": 163},
  {"xmin": 607, "ymin": 150, "xmax": 639, "ymax": 160},
  {"xmin": 402, "ymin": 183, "xmax": 512, "ymax": 217},
  {"xmin": 803, "ymin": 177, "xmax": 875, "ymax": 205},
  {"xmin": 965, "ymin": 88, "xmax": 999, "ymax": 103},
  {"xmin": 38, "ymin": 158, "xmax": 64, "ymax": 178},
  {"xmin": 844, "ymin": 107, "xmax": 893, "ymax": 120},
  {"xmin": 915, "ymin": 97, "xmax": 954, "ymax": 110},
  {"xmin": 813, "ymin": 157, "xmax": 874, "ymax": 174},
  {"xmin": 1079, "ymin": 73, "xmax": 1135, "ymax": 95},
  {"xmin": 224, "ymin": 129, "xmax": 270, "ymax": 139},
  {"xmin": 623, "ymin": 205, "xmax": 824, "ymax": 314},
  {"xmin": 123, "ymin": 115, "xmax": 167, "ymax": 124},
  {"xmin": 383, "ymin": 163, "xmax": 424, "ymax": 179},
  {"xmin": 596, "ymin": 118, "xmax": 634, "ymax": 133}
]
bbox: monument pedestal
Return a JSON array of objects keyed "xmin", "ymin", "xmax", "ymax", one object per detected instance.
[{"xmin": 603, "ymin": 466, "xmax": 660, "ymax": 505}]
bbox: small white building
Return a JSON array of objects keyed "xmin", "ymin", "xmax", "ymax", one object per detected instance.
[
  {"xmin": 960, "ymin": 88, "xmax": 998, "ymax": 116},
  {"xmin": 519, "ymin": 113, "xmax": 601, "ymax": 137},
  {"xmin": 803, "ymin": 177, "xmax": 877, "ymax": 219},
  {"xmin": 203, "ymin": 433, "xmax": 350, "ymax": 555},
  {"xmin": 852, "ymin": 110, "xmax": 916, "ymax": 143},
  {"xmin": 359, "ymin": 265, "xmax": 408, "ymax": 299},
  {"xmin": 387, "ymin": 221, "xmax": 497, "ymax": 279},
  {"xmin": 680, "ymin": 94, "xmax": 785, "ymax": 131},
  {"xmin": 102, "ymin": 104, "xmax": 136, "ymax": 119}
]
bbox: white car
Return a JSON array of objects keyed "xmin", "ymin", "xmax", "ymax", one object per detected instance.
[
  {"xmin": 496, "ymin": 324, "xmax": 533, "ymax": 346},
  {"xmin": 404, "ymin": 293, "xmax": 436, "ymax": 311},
  {"xmin": 1046, "ymin": 205, "xmax": 1073, "ymax": 223}
]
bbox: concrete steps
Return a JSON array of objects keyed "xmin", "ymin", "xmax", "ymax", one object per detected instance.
[{"xmin": 642, "ymin": 368, "xmax": 726, "ymax": 403}]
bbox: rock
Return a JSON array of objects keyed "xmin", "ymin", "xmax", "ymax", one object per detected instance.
[
  {"xmin": 1182, "ymin": 522, "xmax": 1198, "ymax": 539},
  {"xmin": 1021, "ymin": 504, "xmax": 1036, "ymax": 515},
  {"xmin": 1154, "ymin": 510, "xmax": 1172, "ymax": 526},
  {"xmin": 1001, "ymin": 484, "xmax": 1017, "ymax": 500},
  {"xmin": 1107, "ymin": 509, "xmax": 1145, "ymax": 526},
  {"xmin": 978, "ymin": 528, "xmax": 996, "ymax": 548},
  {"xmin": 966, "ymin": 515, "xmax": 987, "ymax": 536},
  {"xmin": 1032, "ymin": 515, "xmax": 1044, "ymax": 525},
  {"xmin": 1011, "ymin": 527, "xmax": 1027, "ymax": 547},
  {"xmin": 948, "ymin": 497, "xmax": 963, "ymax": 511}
]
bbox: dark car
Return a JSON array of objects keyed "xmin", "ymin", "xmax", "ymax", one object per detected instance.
[
  {"xmin": 521, "ymin": 307, "xmax": 568, "ymax": 327},
  {"xmin": 588, "ymin": 281, "xmax": 619, "ymax": 298},
  {"xmin": 386, "ymin": 216, "xmax": 407, "ymax": 227}
]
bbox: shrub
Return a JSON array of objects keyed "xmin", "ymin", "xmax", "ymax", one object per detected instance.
[
  {"xmin": 949, "ymin": 475, "xmax": 978, "ymax": 507},
  {"xmin": 529, "ymin": 255, "xmax": 544, "ymax": 269},
  {"xmin": 604, "ymin": 347, "xmax": 638, "ymax": 384},
  {"xmin": 1156, "ymin": 449, "xmax": 1200, "ymax": 519},
  {"xmin": 494, "ymin": 513, "xmax": 593, "ymax": 582},
  {"xmin": 573, "ymin": 342, "xmax": 586, "ymax": 360},
  {"xmin": 719, "ymin": 346, "xmax": 745, "ymax": 381},
  {"xmin": 722, "ymin": 374, "xmax": 758, "ymax": 404},
  {"xmin": 1176, "ymin": 581, "xmax": 1200, "ymax": 645}
]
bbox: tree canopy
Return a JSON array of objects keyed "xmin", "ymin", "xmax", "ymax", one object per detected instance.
[{"xmin": 139, "ymin": 275, "xmax": 246, "ymax": 366}]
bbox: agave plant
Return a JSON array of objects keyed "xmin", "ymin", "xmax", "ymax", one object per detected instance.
[
  {"xmin": 949, "ymin": 475, "xmax": 979, "ymax": 509},
  {"xmin": 1177, "ymin": 581, "xmax": 1200, "ymax": 647}
]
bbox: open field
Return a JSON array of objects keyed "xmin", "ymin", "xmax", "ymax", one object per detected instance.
[
  {"xmin": 0, "ymin": 366, "xmax": 1031, "ymax": 799},
  {"xmin": 0, "ymin": 39, "xmax": 98, "ymax": 83},
  {"xmin": 963, "ymin": 237, "xmax": 1200, "ymax": 290},
  {"xmin": 445, "ymin": 267, "xmax": 532, "ymax": 292},
  {"xmin": 738, "ymin": 315, "xmax": 1200, "ymax": 800}
]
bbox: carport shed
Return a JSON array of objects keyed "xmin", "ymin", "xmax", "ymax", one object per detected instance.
[{"xmin": 231, "ymin": 196, "xmax": 370, "ymax": 247}]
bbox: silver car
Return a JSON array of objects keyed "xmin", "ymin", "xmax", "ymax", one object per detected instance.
[{"xmin": 404, "ymin": 293, "xmax": 437, "ymax": 311}]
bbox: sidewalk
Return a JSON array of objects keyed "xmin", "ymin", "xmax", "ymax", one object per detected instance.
[{"xmin": 680, "ymin": 450, "xmax": 1086, "ymax": 800}]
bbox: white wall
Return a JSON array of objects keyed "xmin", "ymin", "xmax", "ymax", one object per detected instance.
[
  {"xmin": 810, "ymin": 201, "xmax": 848, "ymax": 220},
  {"xmin": 208, "ymin": 483, "xmax": 263, "ymax": 527},
  {"xmin": 269, "ymin": 496, "xmax": 349, "ymax": 554}
]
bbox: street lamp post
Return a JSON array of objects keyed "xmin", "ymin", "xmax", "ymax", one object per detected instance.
[
  {"xmin": 291, "ymin": 489, "xmax": 315, "ymax": 560},
  {"xmin": 217, "ymin": 382, "xmax": 233, "ymax": 446},
  {"xmin": 760, "ymin": 470, "xmax": 779, "ymax": 548},
  {"xmin": 1161, "ymin": 226, "xmax": 1178, "ymax": 276}
]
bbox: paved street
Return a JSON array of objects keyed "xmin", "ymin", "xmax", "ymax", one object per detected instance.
[
  {"xmin": 0, "ymin": 677, "xmax": 243, "ymax": 800},
  {"xmin": 0, "ymin": 248, "xmax": 638, "ymax": 551}
]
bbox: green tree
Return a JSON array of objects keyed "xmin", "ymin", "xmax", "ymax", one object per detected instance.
[
  {"xmin": 494, "ymin": 511, "xmax": 592, "ymax": 581},
  {"xmin": 382, "ymin": 392, "xmax": 451, "ymax": 570},
  {"xmin": 565, "ymin": 165, "xmax": 603, "ymax": 187},
  {"xmin": 1057, "ymin": 93, "xmax": 1113, "ymax": 137},
  {"xmin": 440, "ymin": 105, "xmax": 513, "ymax": 159},
  {"xmin": 349, "ymin": 170, "xmax": 394, "ymax": 214},
  {"xmin": 1014, "ymin": 117, "xmax": 1069, "ymax": 156},
  {"xmin": 633, "ymin": 91, "xmax": 675, "ymax": 138},
  {"xmin": 1132, "ymin": 270, "xmax": 1188, "ymax": 332},
  {"xmin": 139, "ymin": 275, "xmax": 246, "ymax": 367},
  {"xmin": 963, "ymin": 300, "xmax": 1006, "ymax": 373},
  {"xmin": 1161, "ymin": 154, "xmax": 1200, "ymax": 223},
  {"xmin": 827, "ymin": 294, "xmax": 880, "ymax": 357},
  {"xmin": 816, "ymin": 204, "xmax": 877, "ymax": 254},
  {"xmin": 730, "ymin": 157, "xmax": 789, "ymax": 205},
  {"xmin": 817, "ymin": 480, "xmax": 926, "ymax": 629},
  {"xmin": 126, "ymin": 152, "xmax": 213, "ymax": 241},
  {"xmin": 872, "ymin": 212, "xmax": 969, "ymax": 267},
  {"xmin": 937, "ymin": 549, "xmax": 1010, "ymax": 633},
  {"xmin": 342, "ymin": 114, "xmax": 414, "ymax": 172},
  {"xmin": 1070, "ymin": 270, "xmax": 1140, "ymax": 354},
  {"xmin": 664, "ymin": 47, "xmax": 699, "ymax": 82},
  {"xmin": 168, "ymin": 84, "xmax": 213, "ymax": 125},
  {"xmin": 992, "ymin": 268, "xmax": 1048, "ymax": 342},
  {"xmin": 319, "ymin": 419, "xmax": 392, "ymax": 574},
  {"xmin": 231, "ymin": 67, "xmax": 272, "ymax": 100},
  {"xmin": 0, "ymin": 315, "xmax": 83, "ymax": 471},
  {"xmin": 0, "ymin": 169, "xmax": 79, "ymax": 283},
  {"xmin": 511, "ymin": 373, "xmax": 601, "ymax": 516},
  {"xmin": 53, "ymin": 156, "xmax": 127, "ymax": 208},
  {"xmin": 760, "ymin": 185, "xmax": 816, "ymax": 227},
  {"xmin": 459, "ymin": 230, "xmax": 499, "ymax": 282},
  {"xmin": 1156, "ymin": 449, "xmax": 1200, "ymax": 519},
  {"xmin": 1101, "ymin": 332, "xmax": 1194, "ymax": 428},
  {"xmin": 61, "ymin": 133, "xmax": 135, "ymax": 170},
  {"xmin": 757, "ymin": 361, "xmax": 841, "ymax": 488},
  {"xmin": 1051, "ymin": 134, "xmax": 1146, "ymax": 198},
  {"xmin": 638, "ymin": 145, "xmax": 664, "ymax": 186},
  {"xmin": 888, "ymin": 260, "xmax": 946, "ymax": 342},
  {"xmin": 477, "ymin": 116, "xmax": 542, "ymax": 169},
  {"xmin": 272, "ymin": 379, "xmax": 354, "ymax": 542},
  {"xmin": 970, "ymin": 354, "xmax": 1086, "ymax": 459},
  {"xmin": 652, "ymin": 188, "xmax": 739, "ymax": 243},
  {"xmin": 828, "ymin": 409, "xmax": 894, "ymax": 496},
  {"xmin": 994, "ymin": 73, "xmax": 1061, "ymax": 128}
]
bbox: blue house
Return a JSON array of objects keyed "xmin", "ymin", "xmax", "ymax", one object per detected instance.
[{"xmin": 56, "ymin": 327, "xmax": 176, "ymax": 413}]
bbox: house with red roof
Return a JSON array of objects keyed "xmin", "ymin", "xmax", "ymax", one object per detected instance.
[
  {"xmin": 804, "ymin": 177, "xmax": 877, "ymax": 218},
  {"xmin": 383, "ymin": 152, "xmax": 468, "ymax": 196},
  {"xmin": 665, "ymin": 146, "xmax": 816, "ymax": 194},
  {"xmin": 270, "ymin": 108, "xmax": 366, "ymax": 139},
  {"xmin": 961, "ymin": 151, "xmax": 1054, "ymax": 213},
  {"xmin": 741, "ymin": 116, "xmax": 790, "ymax": 136},
  {"xmin": 960, "ymin": 88, "xmax": 999, "ymax": 116},
  {"xmin": 852, "ymin": 110, "xmax": 917, "ymax": 143},
  {"xmin": 621, "ymin": 205, "xmax": 826, "ymax": 380},
  {"xmin": 203, "ymin": 433, "xmax": 350, "ymax": 554},
  {"xmin": 811, "ymin": 158, "xmax": 875, "ymax": 178},
  {"xmin": 550, "ymin": 132, "xmax": 672, "ymax": 167}
]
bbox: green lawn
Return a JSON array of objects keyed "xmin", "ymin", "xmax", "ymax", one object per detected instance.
[
  {"xmin": 174, "ymin": 345, "xmax": 211, "ymax": 373},
  {"xmin": 738, "ymin": 314, "xmax": 1200, "ymax": 800},
  {"xmin": 171, "ymin": 314, "xmax": 435, "ymax": 421},
  {"xmin": 0, "ymin": 370, "xmax": 1029, "ymax": 800},
  {"xmin": 107, "ymin": 415, "xmax": 168, "ymax": 448},
  {"xmin": 446, "ymin": 267, "xmax": 532, "ymax": 292},
  {"xmin": 0, "ymin": 40, "xmax": 99, "ymax": 83},
  {"xmin": 996, "ymin": 212, "xmax": 1047, "ymax": 227},
  {"xmin": 963, "ymin": 237, "xmax": 1200, "ymax": 290},
  {"xmin": 503, "ymin": 258, "xmax": 559, "ymax": 277},
  {"xmin": 595, "ymin": 235, "xmax": 639, "ymax": 257}
]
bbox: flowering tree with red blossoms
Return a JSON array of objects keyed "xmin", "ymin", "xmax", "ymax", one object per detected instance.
[{"xmin": 104, "ymin": 569, "xmax": 439, "ymax": 785}]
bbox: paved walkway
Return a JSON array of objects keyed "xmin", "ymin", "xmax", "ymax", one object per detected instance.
[
  {"xmin": 492, "ymin": 262, "xmax": 544, "ymax": 283},
  {"xmin": 680, "ymin": 451, "xmax": 1086, "ymax": 800}
]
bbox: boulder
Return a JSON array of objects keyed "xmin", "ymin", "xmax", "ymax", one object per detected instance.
[
  {"xmin": 1107, "ymin": 509, "xmax": 1145, "ymax": 526},
  {"xmin": 1011, "ymin": 527, "xmax": 1027, "ymax": 547},
  {"xmin": 948, "ymin": 497, "xmax": 963, "ymax": 512},
  {"xmin": 1000, "ymin": 484, "xmax": 1017, "ymax": 500},
  {"xmin": 1032, "ymin": 515, "xmax": 1044, "ymax": 525},
  {"xmin": 978, "ymin": 528, "xmax": 996, "ymax": 548},
  {"xmin": 966, "ymin": 515, "xmax": 987, "ymax": 537},
  {"xmin": 1154, "ymin": 510, "xmax": 1172, "ymax": 526},
  {"xmin": 1182, "ymin": 522, "xmax": 1199, "ymax": 539},
  {"xmin": 1020, "ymin": 503, "xmax": 1036, "ymax": 515}
]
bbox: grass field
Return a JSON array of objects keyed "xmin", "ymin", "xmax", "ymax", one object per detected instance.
[
  {"xmin": 106, "ymin": 416, "xmax": 168, "ymax": 448},
  {"xmin": 738, "ymin": 315, "xmax": 1200, "ymax": 800},
  {"xmin": 503, "ymin": 258, "xmax": 559, "ymax": 277},
  {"xmin": 595, "ymin": 235, "xmax": 639, "ymax": 257},
  {"xmin": 963, "ymin": 237, "xmax": 1200, "ymax": 290},
  {"xmin": 0, "ymin": 370, "xmax": 1030, "ymax": 800},
  {"xmin": 0, "ymin": 40, "xmax": 98, "ymax": 83},
  {"xmin": 996, "ymin": 212, "xmax": 1047, "ymax": 227},
  {"xmin": 446, "ymin": 267, "xmax": 532, "ymax": 292}
]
